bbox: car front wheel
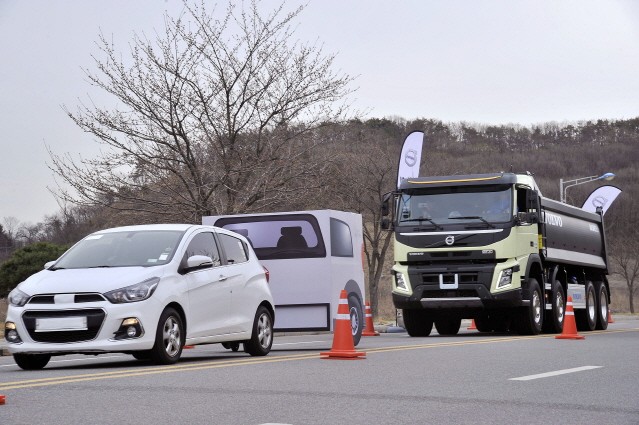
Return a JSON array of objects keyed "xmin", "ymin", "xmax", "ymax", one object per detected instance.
[
  {"xmin": 13, "ymin": 353, "xmax": 51, "ymax": 370},
  {"xmin": 150, "ymin": 307, "xmax": 184, "ymax": 365}
]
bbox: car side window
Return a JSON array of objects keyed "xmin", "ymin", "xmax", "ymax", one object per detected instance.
[
  {"xmin": 218, "ymin": 233, "xmax": 248, "ymax": 264},
  {"xmin": 183, "ymin": 232, "xmax": 221, "ymax": 267}
]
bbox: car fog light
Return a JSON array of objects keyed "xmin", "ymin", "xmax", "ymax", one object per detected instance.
[
  {"xmin": 126, "ymin": 326, "xmax": 137, "ymax": 337},
  {"xmin": 7, "ymin": 330, "xmax": 20, "ymax": 342}
]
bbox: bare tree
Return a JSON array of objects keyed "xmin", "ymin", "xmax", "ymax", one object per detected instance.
[
  {"xmin": 329, "ymin": 122, "xmax": 399, "ymax": 316},
  {"xmin": 611, "ymin": 234, "xmax": 639, "ymax": 313},
  {"xmin": 50, "ymin": 0, "xmax": 356, "ymax": 222}
]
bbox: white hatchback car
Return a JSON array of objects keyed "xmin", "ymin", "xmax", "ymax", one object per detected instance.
[{"xmin": 4, "ymin": 224, "xmax": 274, "ymax": 370}]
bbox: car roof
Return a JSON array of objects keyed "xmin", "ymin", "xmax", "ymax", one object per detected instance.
[{"xmin": 90, "ymin": 224, "xmax": 209, "ymax": 234}]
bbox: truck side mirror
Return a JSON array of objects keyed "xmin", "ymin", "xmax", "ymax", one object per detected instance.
[
  {"xmin": 525, "ymin": 189, "xmax": 539, "ymax": 211},
  {"xmin": 381, "ymin": 192, "xmax": 391, "ymax": 217},
  {"xmin": 381, "ymin": 217, "xmax": 391, "ymax": 230}
]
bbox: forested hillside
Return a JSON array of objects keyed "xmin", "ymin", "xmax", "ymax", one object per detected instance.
[{"xmin": 2, "ymin": 117, "xmax": 638, "ymax": 313}]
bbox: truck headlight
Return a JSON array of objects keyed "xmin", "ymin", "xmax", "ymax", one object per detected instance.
[
  {"xmin": 104, "ymin": 277, "xmax": 160, "ymax": 304},
  {"xmin": 497, "ymin": 268, "xmax": 513, "ymax": 289},
  {"xmin": 8, "ymin": 288, "xmax": 30, "ymax": 307},
  {"xmin": 394, "ymin": 271, "xmax": 408, "ymax": 290}
]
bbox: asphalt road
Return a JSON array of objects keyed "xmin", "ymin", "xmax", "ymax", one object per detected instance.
[{"xmin": 1, "ymin": 318, "xmax": 638, "ymax": 425}]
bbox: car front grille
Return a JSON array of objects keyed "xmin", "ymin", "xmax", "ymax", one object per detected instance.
[
  {"xmin": 27, "ymin": 293, "xmax": 107, "ymax": 304},
  {"xmin": 22, "ymin": 309, "xmax": 106, "ymax": 343}
]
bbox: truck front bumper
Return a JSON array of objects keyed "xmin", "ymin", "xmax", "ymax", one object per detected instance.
[{"xmin": 393, "ymin": 285, "xmax": 524, "ymax": 310}]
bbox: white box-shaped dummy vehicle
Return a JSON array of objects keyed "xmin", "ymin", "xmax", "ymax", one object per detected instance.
[{"xmin": 203, "ymin": 210, "xmax": 366, "ymax": 344}]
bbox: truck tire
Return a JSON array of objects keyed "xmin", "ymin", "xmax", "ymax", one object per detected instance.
[
  {"xmin": 474, "ymin": 314, "xmax": 492, "ymax": 332},
  {"xmin": 435, "ymin": 317, "xmax": 462, "ymax": 335},
  {"xmin": 474, "ymin": 312, "xmax": 509, "ymax": 333},
  {"xmin": 403, "ymin": 309, "xmax": 433, "ymax": 337},
  {"xmin": 542, "ymin": 280, "xmax": 565, "ymax": 334},
  {"xmin": 514, "ymin": 278, "xmax": 542, "ymax": 335},
  {"xmin": 575, "ymin": 281, "xmax": 597, "ymax": 332},
  {"xmin": 594, "ymin": 281, "xmax": 609, "ymax": 331}
]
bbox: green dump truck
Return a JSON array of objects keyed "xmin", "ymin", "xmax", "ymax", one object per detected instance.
[{"xmin": 381, "ymin": 172, "xmax": 611, "ymax": 336}]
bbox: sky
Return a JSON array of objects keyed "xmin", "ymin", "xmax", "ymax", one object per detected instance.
[{"xmin": 1, "ymin": 0, "xmax": 638, "ymax": 224}]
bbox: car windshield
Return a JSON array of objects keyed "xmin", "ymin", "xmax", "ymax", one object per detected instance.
[
  {"xmin": 397, "ymin": 186, "xmax": 513, "ymax": 226},
  {"xmin": 53, "ymin": 230, "xmax": 184, "ymax": 269}
]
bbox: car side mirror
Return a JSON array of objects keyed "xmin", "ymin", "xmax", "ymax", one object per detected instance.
[{"xmin": 184, "ymin": 255, "xmax": 214, "ymax": 272}]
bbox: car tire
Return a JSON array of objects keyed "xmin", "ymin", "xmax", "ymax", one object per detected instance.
[
  {"xmin": 402, "ymin": 309, "xmax": 433, "ymax": 337},
  {"xmin": 222, "ymin": 342, "xmax": 241, "ymax": 352},
  {"xmin": 435, "ymin": 317, "xmax": 462, "ymax": 335},
  {"xmin": 595, "ymin": 281, "xmax": 609, "ymax": 330},
  {"xmin": 13, "ymin": 353, "xmax": 51, "ymax": 370},
  {"xmin": 150, "ymin": 307, "xmax": 184, "ymax": 365},
  {"xmin": 348, "ymin": 294, "xmax": 363, "ymax": 346},
  {"xmin": 131, "ymin": 351, "xmax": 152, "ymax": 361},
  {"xmin": 542, "ymin": 280, "xmax": 565, "ymax": 334},
  {"xmin": 244, "ymin": 306, "xmax": 273, "ymax": 356},
  {"xmin": 575, "ymin": 281, "xmax": 597, "ymax": 332}
]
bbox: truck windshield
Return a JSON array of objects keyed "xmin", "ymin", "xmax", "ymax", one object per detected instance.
[{"xmin": 397, "ymin": 186, "xmax": 513, "ymax": 226}]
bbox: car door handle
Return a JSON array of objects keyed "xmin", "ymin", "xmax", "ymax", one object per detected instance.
[{"xmin": 219, "ymin": 275, "xmax": 227, "ymax": 281}]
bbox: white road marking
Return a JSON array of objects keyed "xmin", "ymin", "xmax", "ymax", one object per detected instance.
[{"xmin": 510, "ymin": 366, "xmax": 602, "ymax": 381}]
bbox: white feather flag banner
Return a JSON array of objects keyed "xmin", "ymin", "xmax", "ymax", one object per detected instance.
[
  {"xmin": 581, "ymin": 185, "xmax": 622, "ymax": 215},
  {"xmin": 396, "ymin": 131, "xmax": 424, "ymax": 189}
]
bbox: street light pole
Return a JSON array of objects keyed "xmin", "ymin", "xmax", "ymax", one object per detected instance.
[{"xmin": 559, "ymin": 172, "xmax": 615, "ymax": 204}]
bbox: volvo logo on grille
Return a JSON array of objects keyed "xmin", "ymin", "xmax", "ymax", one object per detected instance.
[{"xmin": 445, "ymin": 235, "xmax": 455, "ymax": 246}]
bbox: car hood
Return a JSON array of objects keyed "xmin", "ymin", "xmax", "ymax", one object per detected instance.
[{"xmin": 17, "ymin": 267, "xmax": 167, "ymax": 295}]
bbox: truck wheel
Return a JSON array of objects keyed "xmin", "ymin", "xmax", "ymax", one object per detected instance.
[
  {"xmin": 542, "ymin": 280, "xmax": 565, "ymax": 334},
  {"xmin": 348, "ymin": 294, "xmax": 363, "ymax": 346},
  {"xmin": 403, "ymin": 309, "xmax": 433, "ymax": 337},
  {"xmin": 435, "ymin": 318, "xmax": 462, "ymax": 335},
  {"xmin": 515, "ymin": 278, "xmax": 542, "ymax": 335},
  {"xmin": 575, "ymin": 281, "xmax": 597, "ymax": 332},
  {"xmin": 474, "ymin": 314, "xmax": 492, "ymax": 332},
  {"xmin": 595, "ymin": 282, "xmax": 609, "ymax": 330}
]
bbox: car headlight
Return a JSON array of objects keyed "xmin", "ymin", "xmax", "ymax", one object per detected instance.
[
  {"xmin": 8, "ymin": 288, "xmax": 30, "ymax": 307},
  {"xmin": 497, "ymin": 268, "xmax": 513, "ymax": 289},
  {"xmin": 104, "ymin": 277, "xmax": 160, "ymax": 304}
]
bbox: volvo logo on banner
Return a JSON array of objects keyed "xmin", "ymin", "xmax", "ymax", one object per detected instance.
[
  {"xmin": 581, "ymin": 185, "xmax": 622, "ymax": 215},
  {"xmin": 396, "ymin": 131, "xmax": 424, "ymax": 188}
]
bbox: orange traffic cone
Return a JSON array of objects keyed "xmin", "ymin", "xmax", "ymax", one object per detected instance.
[
  {"xmin": 467, "ymin": 319, "xmax": 477, "ymax": 330},
  {"xmin": 608, "ymin": 308, "xmax": 615, "ymax": 324},
  {"xmin": 321, "ymin": 290, "xmax": 366, "ymax": 360},
  {"xmin": 0, "ymin": 394, "xmax": 5, "ymax": 405},
  {"xmin": 362, "ymin": 301, "xmax": 380, "ymax": 336},
  {"xmin": 555, "ymin": 296, "xmax": 585, "ymax": 340}
]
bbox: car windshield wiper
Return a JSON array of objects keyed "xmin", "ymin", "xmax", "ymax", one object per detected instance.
[
  {"xmin": 49, "ymin": 266, "xmax": 65, "ymax": 271},
  {"xmin": 400, "ymin": 217, "xmax": 443, "ymax": 230},
  {"xmin": 448, "ymin": 216, "xmax": 495, "ymax": 228},
  {"xmin": 86, "ymin": 265, "xmax": 113, "ymax": 268}
]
